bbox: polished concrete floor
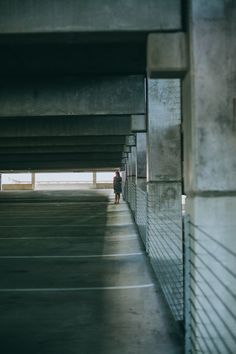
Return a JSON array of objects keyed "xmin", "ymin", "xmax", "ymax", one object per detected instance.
[{"xmin": 0, "ymin": 190, "xmax": 183, "ymax": 354}]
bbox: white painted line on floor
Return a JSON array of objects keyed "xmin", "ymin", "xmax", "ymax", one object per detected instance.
[
  {"xmin": 0, "ymin": 235, "xmax": 138, "ymax": 241},
  {"xmin": 0, "ymin": 284, "xmax": 154, "ymax": 293},
  {"xmin": 0, "ymin": 223, "xmax": 134, "ymax": 227},
  {"xmin": 0, "ymin": 252, "xmax": 144, "ymax": 259}
]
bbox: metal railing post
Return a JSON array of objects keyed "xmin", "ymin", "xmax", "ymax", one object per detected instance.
[{"xmin": 184, "ymin": 214, "xmax": 191, "ymax": 354}]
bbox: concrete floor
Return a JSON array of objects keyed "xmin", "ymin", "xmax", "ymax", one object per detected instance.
[{"xmin": 0, "ymin": 190, "xmax": 183, "ymax": 354}]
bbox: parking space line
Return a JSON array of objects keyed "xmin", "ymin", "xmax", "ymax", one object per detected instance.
[
  {"xmin": 0, "ymin": 223, "xmax": 134, "ymax": 227},
  {"xmin": 0, "ymin": 235, "xmax": 138, "ymax": 241},
  {"xmin": 0, "ymin": 283, "xmax": 154, "ymax": 292},
  {"xmin": 0, "ymin": 252, "xmax": 144, "ymax": 259}
]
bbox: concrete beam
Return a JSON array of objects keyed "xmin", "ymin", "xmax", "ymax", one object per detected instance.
[
  {"xmin": 0, "ymin": 136, "xmax": 127, "ymax": 147},
  {"xmin": 0, "ymin": 145, "xmax": 126, "ymax": 154},
  {"xmin": 0, "ymin": 160, "xmax": 121, "ymax": 172},
  {"xmin": 0, "ymin": 76, "xmax": 144, "ymax": 117},
  {"xmin": 0, "ymin": 0, "xmax": 182, "ymax": 35},
  {"xmin": 125, "ymin": 135, "xmax": 136, "ymax": 147},
  {"xmin": 0, "ymin": 116, "xmax": 132, "ymax": 137},
  {"xmin": 0, "ymin": 152, "xmax": 123, "ymax": 162},
  {"xmin": 147, "ymin": 33, "xmax": 187, "ymax": 78},
  {"xmin": 131, "ymin": 114, "xmax": 146, "ymax": 132}
]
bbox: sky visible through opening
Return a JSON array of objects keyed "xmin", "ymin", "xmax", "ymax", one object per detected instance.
[{"xmin": 2, "ymin": 172, "xmax": 114, "ymax": 184}]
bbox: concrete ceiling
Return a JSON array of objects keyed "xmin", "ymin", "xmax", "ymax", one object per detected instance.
[{"xmin": 0, "ymin": 0, "xmax": 182, "ymax": 172}]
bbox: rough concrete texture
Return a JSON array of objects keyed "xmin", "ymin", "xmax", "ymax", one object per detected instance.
[
  {"xmin": 147, "ymin": 79, "xmax": 181, "ymax": 182},
  {"xmin": 186, "ymin": 195, "xmax": 236, "ymax": 353},
  {"xmin": 136, "ymin": 132, "xmax": 147, "ymax": 178},
  {"xmin": 183, "ymin": 0, "xmax": 236, "ymax": 192},
  {"xmin": 147, "ymin": 33, "xmax": 187, "ymax": 78},
  {"xmin": 0, "ymin": 160, "xmax": 122, "ymax": 172},
  {"xmin": 0, "ymin": 190, "xmax": 183, "ymax": 354},
  {"xmin": 0, "ymin": 0, "xmax": 182, "ymax": 33},
  {"xmin": 125, "ymin": 135, "xmax": 136, "ymax": 147},
  {"xmin": 0, "ymin": 136, "xmax": 127, "ymax": 147},
  {"xmin": 0, "ymin": 145, "xmax": 126, "ymax": 154},
  {"xmin": 131, "ymin": 115, "xmax": 146, "ymax": 132},
  {"xmin": 0, "ymin": 116, "xmax": 132, "ymax": 137},
  {"xmin": 0, "ymin": 76, "xmax": 144, "ymax": 117}
]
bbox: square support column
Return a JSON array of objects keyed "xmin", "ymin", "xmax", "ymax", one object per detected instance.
[
  {"xmin": 31, "ymin": 173, "xmax": 36, "ymax": 190},
  {"xmin": 183, "ymin": 1, "xmax": 236, "ymax": 352},
  {"xmin": 146, "ymin": 78, "xmax": 183, "ymax": 321},
  {"xmin": 136, "ymin": 132, "xmax": 147, "ymax": 245},
  {"xmin": 127, "ymin": 146, "xmax": 137, "ymax": 216}
]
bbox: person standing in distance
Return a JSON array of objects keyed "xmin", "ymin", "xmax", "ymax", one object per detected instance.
[{"xmin": 113, "ymin": 170, "xmax": 122, "ymax": 204}]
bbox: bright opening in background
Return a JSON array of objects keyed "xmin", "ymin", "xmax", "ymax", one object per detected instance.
[{"xmin": 1, "ymin": 172, "xmax": 115, "ymax": 191}]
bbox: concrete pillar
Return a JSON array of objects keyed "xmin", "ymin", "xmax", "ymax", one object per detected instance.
[
  {"xmin": 136, "ymin": 133, "xmax": 147, "ymax": 183},
  {"xmin": 92, "ymin": 172, "xmax": 97, "ymax": 188},
  {"xmin": 31, "ymin": 173, "xmax": 36, "ymax": 190},
  {"xmin": 183, "ymin": 1, "xmax": 236, "ymax": 352},
  {"xmin": 146, "ymin": 78, "xmax": 183, "ymax": 320},
  {"xmin": 127, "ymin": 150, "xmax": 134, "ymax": 207},
  {"xmin": 136, "ymin": 133, "xmax": 147, "ymax": 244},
  {"xmin": 0, "ymin": 174, "xmax": 2, "ymax": 191},
  {"xmin": 130, "ymin": 145, "xmax": 137, "ymax": 215}
]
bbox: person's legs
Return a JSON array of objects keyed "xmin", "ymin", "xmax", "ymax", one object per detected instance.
[
  {"xmin": 117, "ymin": 193, "xmax": 120, "ymax": 204},
  {"xmin": 114, "ymin": 193, "xmax": 118, "ymax": 204}
]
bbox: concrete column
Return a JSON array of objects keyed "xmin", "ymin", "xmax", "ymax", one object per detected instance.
[
  {"xmin": 0, "ymin": 174, "xmax": 2, "ymax": 191},
  {"xmin": 31, "ymin": 173, "xmax": 36, "ymax": 190},
  {"xmin": 146, "ymin": 78, "xmax": 183, "ymax": 320},
  {"xmin": 131, "ymin": 145, "xmax": 137, "ymax": 215},
  {"xmin": 136, "ymin": 132, "xmax": 147, "ymax": 189},
  {"xmin": 136, "ymin": 133, "xmax": 147, "ymax": 244},
  {"xmin": 183, "ymin": 1, "xmax": 236, "ymax": 352},
  {"xmin": 127, "ymin": 150, "xmax": 134, "ymax": 206},
  {"xmin": 121, "ymin": 168, "xmax": 127, "ymax": 201},
  {"xmin": 92, "ymin": 172, "xmax": 97, "ymax": 188}
]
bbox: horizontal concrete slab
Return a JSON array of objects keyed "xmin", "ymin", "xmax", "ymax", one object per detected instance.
[
  {"xmin": 0, "ymin": 152, "xmax": 123, "ymax": 162},
  {"xmin": 0, "ymin": 145, "xmax": 126, "ymax": 154},
  {"xmin": 0, "ymin": 136, "xmax": 127, "ymax": 147},
  {"xmin": 0, "ymin": 42, "xmax": 146, "ymax": 76},
  {"xmin": 0, "ymin": 0, "xmax": 182, "ymax": 34},
  {"xmin": 0, "ymin": 115, "xmax": 132, "ymax": 137},
  {"xmin": 0, "ymin": 162, "xmax": 123, "ymax": 172},
  {"xmin": 0, "ymin": 76, "xmax": 145, "ymax": 117}
]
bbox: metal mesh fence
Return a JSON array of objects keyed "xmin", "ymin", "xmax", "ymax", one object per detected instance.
[
  {"xmin": 136, "ymin": 186, "xmax": 147, "ymax": 246},
  {"xmin": 122, "ymin": 179, "xmax": 128, "ymax": 202},
  {"xmin": 126, "ymin": 178, "xmax": 136, "ymax": 218},
  {"xmin": 147, "ymin": 195, "xmax": 183, "ymax": 321},
  {"xmin": 184, "ymin": 216, "xmax": 236, "ymax": 354}
]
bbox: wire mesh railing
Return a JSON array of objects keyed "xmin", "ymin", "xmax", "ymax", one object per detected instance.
[
  {"xmin": 147, "ymin": 199, "xmax": 184, "ymax": 321},
  {"xmin": 126, "ymin": 178, "xmax": 136, "ymax": 218},
  {"xmin": 122, "ymin": 179, "xmax": 128, "ymax": 202},
  {"xmin": 136, "ymin": 186, "xmax": 147, "ymax": 247},
  {"xmin": 123, "ymin": 178, "xmax": 184, "ymax": 322},
  {"xmin": 184, "ymin": 216, "xmax": 236, "ymax": 354}
]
